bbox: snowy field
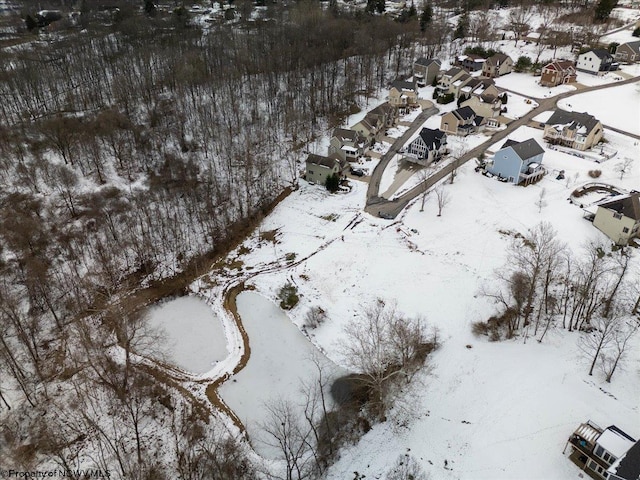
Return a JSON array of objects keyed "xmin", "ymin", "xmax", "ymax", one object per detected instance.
[
  {"xmin": 495, "ymin": 72, "xmax": 577, "ymax": 98},
  {"xmin": 557, "ymin": 82, "xmax": 640, "ymax": 136},
  {"xmin": 208, "ymin": 111, "xmax": 640, "ymax": 478},
  {"xmin": 217, "ymin": 291, "xmax": 348, "ymax": 458},
  {"xmin": 146, "ymin": 296, "xmax": 227, "ymax": 374}
]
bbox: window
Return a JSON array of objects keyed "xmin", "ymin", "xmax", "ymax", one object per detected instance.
[
  {"xmin": 613, "ymin": 213, "xmax": 623, "ymax": 220},
  {"xmin": 308, "ymin": 170, "xmax": 314, "ymax": 174},
  {"xmin": 623, "ymin": 227, "xmax": 630, "ymax": 233}
]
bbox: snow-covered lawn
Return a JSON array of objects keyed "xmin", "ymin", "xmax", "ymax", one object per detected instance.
[
  {"xmin": 501, "ymin": 91, "xmax": 538, "ymax": 119},
  {"xmin": 146, "ymin": 296, "xmax": 228, "ymax": 374},
  {"xmin": 387, "ymin": 125, "xmax": 409, "ymax": 138},
  {"xmin": 557, "ymin": 83, "xmax": 640, "ymax": 136},
  {"xmin": 217, "ymin": 293, "xmax": 347, "ymax": 459},
  {"xmin": 211, "ymin": 115, "xmax": 640, "ymax": 478},
  {"xmin": 495, "ymin": 72, "xmax": 577, "ymax": 98}
]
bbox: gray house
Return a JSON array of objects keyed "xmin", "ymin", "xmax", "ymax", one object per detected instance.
[
  {"xmin": 405, "ymin": 128, "xmax": 447, "ymax": 166},
  {"xmin": 487, "ymin": 138, "xmax": 545, "ymax": 185},
  {"xmin": 413, "ymin": 58, "xmax": 441, "ymax": 86},
  {"xmin": 305, "ymin": 153, "xmax": 347, "ymax": 185}
]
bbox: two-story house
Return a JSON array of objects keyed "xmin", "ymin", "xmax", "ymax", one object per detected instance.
[
  {"xmin": 305, "ymin": 153, "xmax": 348, "ymax": 185},
  {"xmin": 540, "ymin": 60, "xmax": 577, "ymax": 87},
  {"xmin": 389, "ymin": 79, "xmax": 418, "ymax": 113},
  {"xmin": 413, "ymin": 58, "xmax": 441, "ymax": 86},
  {"xmin": 577, "ymin": 49, "xmax": 616, "ymax": 75},
  {"xmin": 436, "ymin": 67, "xmax": 469, "ymax": 96},
  {"xmin": 352, "ymin": 102, "xmax": 397, "ymax": 144},
  {"xmin": 543, "ymin": 110, "xmax": 603, "ymax": 151},
  {"xmin": 455, "ymin": 54, "xmax": 485, "ymax": 72},
  {"xmin": 440, "ymin": 106, "xmax": 486, "ymax": 136},
  {"xmin": 486, "ymin": 138, "xmax": 545, "ymax": 185},
  {"xmin": 614, "ymin": 41, "xmax": 640, "ymax": 64},
  {"xmin": 328, "ymin": 128, "xmax": 366, "ymax": 162},
  {"xmin": 405, "ymin": 128, "xmax": 447, "ymax": 166},
  {"xmin": 482, "ymin": 53, "xmax": 514, "ymax": 77},
  {"xmin": 564, "ymin": 421, "xmax": 636, "ymax": 480},
  {"xmin": 592, "ymin": 192, "xmax": 640, "ymax": 245}
]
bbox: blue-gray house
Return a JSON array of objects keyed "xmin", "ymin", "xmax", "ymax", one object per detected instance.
[{"xmin": 487, "ymin": 138, "xmax": 546, "ymax": 185}]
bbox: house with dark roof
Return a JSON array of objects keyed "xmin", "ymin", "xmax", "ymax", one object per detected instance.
[
  {"xmin": 389, "ymin": 79, "xmax": 418, "ymax": 111},
  {"xmin": 482, "ymin": 53, "xmax": 514, "ymax": 77},
  {"xmin": 540, "ymin": 60, "xmax": 577, "ymax": 87},
  {"xmin": 592, "ymin": 192, "xmax": 640, "ymax": 245},
  {"xmin": 436, "ymin": 67, "xmax": 469, "ymax": 95},
  {"xmin": 455, "ymin": 54, "xmax": 486, "ymax": 72},
  {"xmin": 577, "ymin": 49, "xmax": 616, "ymax": 74},
  {"xmin": 305, "ymin": 153, "xmax": 347, "ymax": 185},
  {"xmin": 440, "ymin": 106, "xmax": 486, "ymax": 136},
  {"xmin": 352, "ymin": 102, "xmax": 397, "ymax": 143},
  {"xmin": 614, "ymin": 41, "xmax": 640, "ymax": 64},
  {"xmin": 608, "ymin": 439, "xmax": 640, "ymax": 480},
  {"xmin": 413, "ymin": 58, "xmax": 441, "ymax": 86},
  {"xmin": 564, "ymin": 421, "xmax": 637, "ymax": 480},
  {"xmin": 543, "ymin": 110, "xmax": 603, "ymax": 151},
  {"xmin": 328, "ymin": 128, "xmax": 366, "ymax": 162},
  {"xmin": 486, "ymin": 138, "xmax": 545, "ymax": 185},
  {"xmin": 405, "ymin": 128, "xmax": 447, "ymax": 166}
]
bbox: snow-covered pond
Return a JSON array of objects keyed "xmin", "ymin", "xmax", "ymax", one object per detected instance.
[
  {"xmin": 146, "ymin": 296, "xmax": 228, "ymax": 374},
  {"xmin": 218, "ymin": 291, "xmax": 348, "ymax": 458}
]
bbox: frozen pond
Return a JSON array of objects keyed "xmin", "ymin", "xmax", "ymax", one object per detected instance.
[
  {"xmin": 146, "ymin": 296, "xmax": 228, "ymax": 374},
  {"xmin": 218, "ymin": 291, "xmax": 348, "ymax": 458}
]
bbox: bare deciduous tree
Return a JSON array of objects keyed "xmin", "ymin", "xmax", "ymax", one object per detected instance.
[{"xmin": 434, "ymin": 185, "xmax": 450, "ymax": 217}]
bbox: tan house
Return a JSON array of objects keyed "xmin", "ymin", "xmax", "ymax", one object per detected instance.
[
  {"xmin": 459, "ymin": 77, "xmax": 499, "ymax": 99},
  {"xmin": 614, "ymin": 41, "xmax": 640, "ymax": 64},
  {"xmin": 328, "ymin": 128, "xmax": 366, "ymax": 162},
  {"xmin": 482, "ymin": 53, "xmax": 514, "ymax": 78},
  {"xmin": 389, "ymin": 79, "xmax": 418, "ymax": 112},
  {"xmin": 352, "ymin": 103, "xmax": 397, "ymax": 143},
  {"xmin": 305, "ymin": 153, "xmax": 347, "ymax": 185},
  {"xmin": 436, "ymin": 67, "xmax": 469, "ymax": 96},
  {"xmin": 460, "ymin": 95, "xmax": 502, "ymax": 119},
  {"xmin": 592, "ymin": 192, "xmax": 640, "ymax": 245},
  {"xmin": 543, "ymin": 110, "xmax": 603, "ymax": 151},
  {"xmin": 413, "ymin": 58, "xmax": 441, "ymax": 86},
  {"xmin": 540, "ymin": 60, "xmax": 577, "ymax": 87},
  {"xmin": 440, "ymin": 106, "xmax": 486, "ymax": 136}
]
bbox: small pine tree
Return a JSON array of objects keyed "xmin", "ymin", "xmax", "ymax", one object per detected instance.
[
  {"xmin": 325, "ymin": 173, "xmax": 340, "ymax": 192},
  {"xmin": 594, "ymin": 0, "xmax": 616, "ymax": 22},
  {"xmin": 453, "ymin": 12, "xmax": 469, "ymax": 39},
  {"xmin": 633, "ymin": 27, "xmax": 640, "ymax": 37},
  {"xmin": 278, "ymin": 283, "xmax": 299, "ymax": 310},
  {"xmin": 24, "ymin": 14, "xmax": 38, "ymax": 30}
]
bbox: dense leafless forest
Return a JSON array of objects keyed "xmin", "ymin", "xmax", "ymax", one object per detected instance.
[{"xmin": 0, "ymin": 0, "xmax": 448, "ymax": 476}]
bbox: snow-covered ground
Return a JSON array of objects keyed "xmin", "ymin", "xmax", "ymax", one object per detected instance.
[
  {"xmin": 557, "ymin": 82, "xmax": 640, "ymax": 136},
  {"xmin": 146, "ymin": 296, "xmax": 228, "ymax": 374},
  {"xmin": 208, "ymin": 109, "xmax": 640, "ymax": 477},
  {"xmin": 495, "ymin": 72, "xmax": 577, "ymax": 98}
]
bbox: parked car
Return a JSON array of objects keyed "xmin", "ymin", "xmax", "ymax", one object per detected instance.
[{"xmin": 350, "ymin": 168, "xmax": 365, "ymax": 177}]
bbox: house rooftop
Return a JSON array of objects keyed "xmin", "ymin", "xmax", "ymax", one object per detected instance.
[
  {"xmin": 545, "ymin": 110, "xmax": 600, "ymax": 133},
  {"xmin": 486, "ymin": 53, "xmax": 511, "ymax": 66},
  {"xmin": 416, "ymin": 127, "xmax": 446, "ymax": 150},
  {"xmin": 618, "ymin": 40, "xmax": 640, "ymax": 54},
  {"xmin": 500, "ymin": 138, "xmax": 544, "ymax": 160},
  {"xmin": 609, "ymin": 439, "xmax": 640, "ymax": 480},
  {"xmin": 306, "ymin": 153, "xmax": 342, "ymax": 169},
  {"xmin": 598, "ymin": 192, "xmax": 640, "ymax": 220},
  {"xmin": 598, "ymin": 426, "xmax": 636, "ymax": 458},
  {"xmin": 332, "ymin": 128, "xmax": 360, "ymax": 142},
  {"xmin": 415, "ymin": 57, "xmax": 441, "ymax": 67},
  {"xmin": 591, "ymin": 48, "xmax": 613, "ymax": 60},
  {"xmin": 453, "ymin": 106, "xmax": 477, "ymax": 121},
  {"xmin": 391, "ymin": 79, "xmax": 416, "ymax": 91}
]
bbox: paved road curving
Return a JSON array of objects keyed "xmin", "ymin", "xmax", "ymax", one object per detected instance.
[{"xmin": 365, "ymin": 75, "xmax": 640, "ymax": 219}]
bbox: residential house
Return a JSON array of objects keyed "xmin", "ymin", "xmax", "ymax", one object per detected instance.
[
  {"xmin": 405, "ymin": 128, "xmax": 447, "ymax": 166},
  {"xmin": 305, "ymin": 153, "xmax": 347, "ymax": 185},
  {"xmin": 540, "ymin": 60, "xmax": 577, "ymax": 87},
  {"xmin": 592, "ymin": 192, "xmax": 640, "ymax": 245},
  {"xmin": 482, "ymin": 53, "xmax": 514, "ymax": 78},
  {"xmin": 449, "ymin": 72, "xmax": 473, "ymax": 98},
  {"xmin": 486, "ymin": 138, "xmax": 545, "ymax": 185},
  {"xmin": 459, "ymin": 79, "xmax": 503, "ymax": 119},
  {"xmin": 352, "ymin": 102, "xmax": 397, "ymax": 144},
  {"xmin": 440, "ymin": 106, "xmax": 486, "ymax": 136},
  {"xmin": 413, "ymin": 58, "xmax": 441, "ymax": 86},
  {"xmin": 564, "ymin": 421, "xmax": 636, "ymax": 480},
  {"xmin": 436, "ymin": 67, "xmax": 469, "ymax": 95},
  {"xmin": 459, "ymin": 77, "xmax": 499, "ymax": 99},
  {"xmin": 608, "ymin": 439, "xmax": 640, "ymax": 480},
  {"xmin": 455, "ymin": 54, "xmax": 486, "ymax": 72},
  {"xmin": 577, "ymin": 49, "xmax": 616, "ymax": 75},
  {"xmin": 614, "ymin": 41, "xmax": 640, "ymax": 64},
  {"xmin": 543, "ymin": 110, "xmax": 603, "ymax": 151},
  {"xmin": 389, "ymin": 79, "xmax": 418, "ymax": 112},
  {"xmin": 328, "ymin": 128, "xmax": 365, "ymax": 162}
]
